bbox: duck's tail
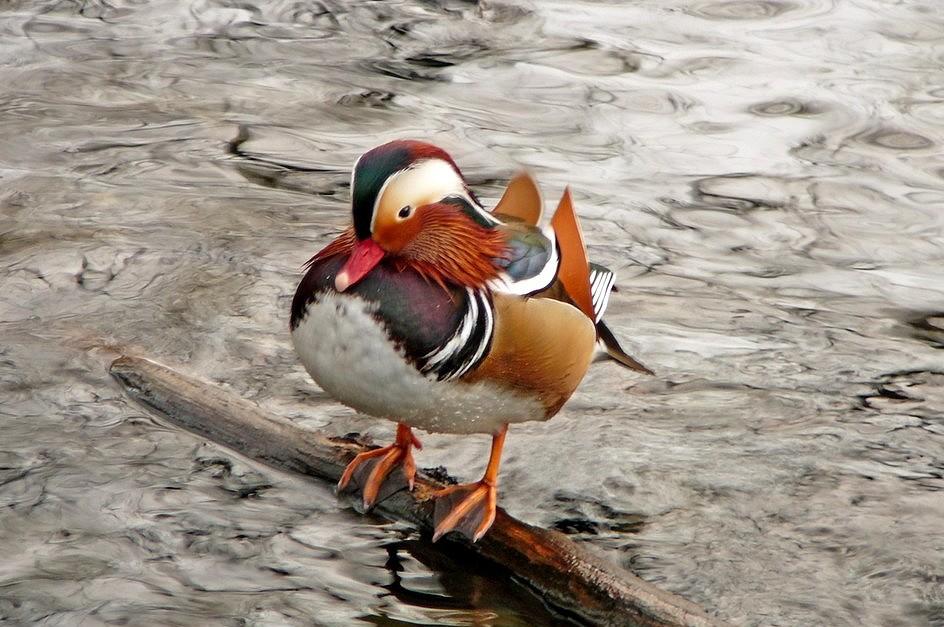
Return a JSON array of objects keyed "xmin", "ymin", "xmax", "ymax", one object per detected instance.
[{"xmin": 596, "ymin": 318, "xmax": 654, "ymax": 375}]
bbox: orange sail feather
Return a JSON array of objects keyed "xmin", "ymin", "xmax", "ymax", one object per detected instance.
[
  {"xmin": 550, "ymin": 188, "xmax": 595, "ymax": 320},
  {"xmin": 493, "ymin": 172, "xmax": 543, "ymax": 226}
]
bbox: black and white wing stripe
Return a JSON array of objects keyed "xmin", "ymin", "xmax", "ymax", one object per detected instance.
[
  {"xmin": 588, "ymin": 262, "xmax": 616, "ymax": 323},
  {"xmin": 419, "ymin": 288, "xmax": 494, "ymax": 381}
]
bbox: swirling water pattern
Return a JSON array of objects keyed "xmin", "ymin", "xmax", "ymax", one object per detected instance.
[{"xmin": 1, "ymin": 0, "xmax": 943, "ymax": 625}]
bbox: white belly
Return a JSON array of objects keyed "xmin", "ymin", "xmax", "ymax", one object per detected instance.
[{"xmin": 291, "ymin": 292, "xmax": 543, "ymax": 435}]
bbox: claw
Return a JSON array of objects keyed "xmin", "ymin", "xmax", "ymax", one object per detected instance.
[
  {"xmin": 432, "ymin": 480, "xmax": 497, "ymax": 542},
  {"xmin": 337, "ymin": 424, "xmax": 420, "ymax": 510}
]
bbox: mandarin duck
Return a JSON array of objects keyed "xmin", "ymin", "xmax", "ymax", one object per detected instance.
[{"xmin": 290, "ymin": 140, "xmax": 651, "ymax": 542}]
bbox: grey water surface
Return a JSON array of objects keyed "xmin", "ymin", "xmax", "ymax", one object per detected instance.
[{"xmin": 2, "ymin": 0, "xmax": 944, "ymax": 625}]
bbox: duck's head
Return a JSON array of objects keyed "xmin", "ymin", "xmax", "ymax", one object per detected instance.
[{"xmin": 335, "ymin": 140, "xmax": 504, "ymax": 292}]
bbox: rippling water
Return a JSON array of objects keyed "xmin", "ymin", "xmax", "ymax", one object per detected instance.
[{"xmin": 2, "ymin": 0, "xmax": 944, "ymax": 625}]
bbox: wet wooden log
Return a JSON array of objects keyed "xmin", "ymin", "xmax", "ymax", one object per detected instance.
[{"xmin": 109, "ymin": 355, "xmax": 726, "ymax": 627}]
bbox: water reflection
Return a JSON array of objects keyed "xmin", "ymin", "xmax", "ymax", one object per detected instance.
[{"xmin": 368, "ymin": 540, "xmax": 566, "ymax": 626}]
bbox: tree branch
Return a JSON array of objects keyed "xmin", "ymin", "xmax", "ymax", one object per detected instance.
[{"xmin": 110, "ymin": 355, "xmax": 726, "ymax": 627}]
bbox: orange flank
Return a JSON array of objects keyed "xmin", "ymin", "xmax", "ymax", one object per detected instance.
[{"xmin": 464, "ymin": 293, "xmax": 596, "ymax": 417}]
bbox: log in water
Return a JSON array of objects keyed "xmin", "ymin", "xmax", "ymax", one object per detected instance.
[{"xmin": 109, "ymin": 355, "xmax": 725, "ymax": 627}]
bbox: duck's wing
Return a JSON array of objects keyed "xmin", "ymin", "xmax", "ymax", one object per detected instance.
[
  {"xmin": 489, "ymin": 187, "xmax": 595, "ymax": 304},
  {"xmin": 489, "ymin": 190, "xmax": 605, "ymax": 315},
  {"xmin": 491, "ymin": 186, "xmax": 654, "ymax": 376},
  {"xmin": 544, "ymin": 192, "xmax": 657, "ymax": 375},
  {"xmin": 488, "ymin": 171, "xmax": 554, "ymax": 294}
]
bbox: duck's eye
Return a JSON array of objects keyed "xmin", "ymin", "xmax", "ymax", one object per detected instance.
[{"xmin": 397, "ymin": 205, "xmax": 412, "ymax": 219}]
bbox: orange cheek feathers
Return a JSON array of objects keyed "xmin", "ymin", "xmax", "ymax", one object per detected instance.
[{"xmin": 373, "ymin": 212, "xmax": 422, "ymax": 254}]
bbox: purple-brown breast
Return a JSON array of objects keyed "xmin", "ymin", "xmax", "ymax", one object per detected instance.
[{"xmin": 291, "ymin": 254, "xmax": 470, "ymax": 368}]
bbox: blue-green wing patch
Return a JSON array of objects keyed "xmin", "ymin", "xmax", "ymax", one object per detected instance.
[{"xmin": 492, "ymin": 226, "xmax": 559, "ymax": 294}]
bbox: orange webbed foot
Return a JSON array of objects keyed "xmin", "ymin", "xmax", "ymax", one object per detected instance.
[
  {"xmin": 431, "ymin": 480, "xmax": 498, "ymax": 542},
  {"xmin": 338, "ymin": 424, "xmax": 421, "ymax": 510},
  {"xmin": 431, "ymin": 423, "xmax": 508, "ymax": 543}
]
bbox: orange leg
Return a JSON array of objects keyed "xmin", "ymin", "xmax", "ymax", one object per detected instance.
[
  {"xmin": 431, "ymin": 424, "xmax": 507, "ymax": 543},
  {"xmin": 338, "ymin": 423, "xmax": 422, "ymax": 510}
]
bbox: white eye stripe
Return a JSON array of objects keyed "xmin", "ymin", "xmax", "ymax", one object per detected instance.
[
  {"xmin": 368, "ymin": 166, "xmax": 407, "ymax": 234},
  {"xmin": 366, "ymin": 158, "xmax": 498, "ymax": 233}
]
